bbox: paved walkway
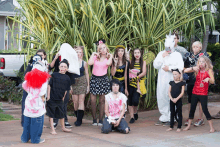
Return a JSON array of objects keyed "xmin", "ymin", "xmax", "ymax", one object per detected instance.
[{"xmin": 0, "ymin": 102, "xmax": 220, "ymax": 147}]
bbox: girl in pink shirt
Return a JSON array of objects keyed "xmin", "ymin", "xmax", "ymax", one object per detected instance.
[{"xmin": 88, "ymin": 40, "xmax": 113, "ymax": 126}]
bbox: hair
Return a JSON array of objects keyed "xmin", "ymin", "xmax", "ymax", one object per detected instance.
[
  {"xmin": 195, "ymin": 56, "xmax": 213, "ymax": 77},
  {"xmin": 113, "ymin": 47, "xmax": 127, "ymax": 67},
  {"xmin": 36, "ymin": 49, "xmax": 47, "ymax": 60},
  {"xmin": 172, "ymin": 69, "xmax": 183, "ymax": 81},
  {"xmin": 192, "ymin": 41, "xmax": 202, "ymax": 50},
  {"xmin": 129, "ymin": 48, "xmax": 143, "ymax": 73},
  {"xmin": 172, "ymin": 33, "xmax": 179, "ymax": 39},
  {"xmin": 110, "ymin": 79, "xmax": 121, "ymax": 92},
  {"xmin": 97, "ymin": 43, "xmax": 110, "ymax": 61}
]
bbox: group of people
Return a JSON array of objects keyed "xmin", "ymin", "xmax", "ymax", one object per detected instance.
[
  {"xmin": 154, "ymin": 34, "xmax": 215, "ymax": 133},
  {"xmin": 20, "ymin": 33, "xmax": 215, "ymax": 144}
]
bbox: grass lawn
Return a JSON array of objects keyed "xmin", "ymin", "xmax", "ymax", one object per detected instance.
[{"xmin": 0, "ymin": 103, "xmax": 19, "ymax": 121}]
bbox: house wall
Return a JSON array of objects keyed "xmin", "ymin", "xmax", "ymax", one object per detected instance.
[
  {"xmin": 0, "ymin": 16, "xmax": 5, "ymax": 50},
  {"xmin": 8, "ymin": 18, "xmax": 19, "ymax": 50}
]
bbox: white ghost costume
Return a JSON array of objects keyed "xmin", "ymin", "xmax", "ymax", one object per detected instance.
[{"xmin": 153, "ymin": 50, "xmax": 184, "ymax": 122}]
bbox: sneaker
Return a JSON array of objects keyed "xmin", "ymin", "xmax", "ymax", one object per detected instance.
[
  {"xmin": 154, "ymin": 120, "xmax": 164, "ymax": 126},
  {"xmin": 98, "ymin": 120, "xmax": 103, "ymax": 126},
  {"xmin": 134, "ymin": 113, "xmax": 138, "ymax": 120},
  {"xmin": 129, "ymin": 118, "xmax": 135, "ymax": 124},
  {"xmin": 39, "ymin": 138, "xmax": 45, "ymax": 144},
  {"xmin": 194, "ymin": 119, "xmax": 204, "ymax": 127},
  {"xmin": 92, "ymin": 119, "xmax": 98, "ymax": 126},
  {"xmin": 163, "ymin": 122, "xmax": 170, "ymax": 127},
  {"xmin": 65, "ymin": 122, "xmax": 72, "ymax": 128}
]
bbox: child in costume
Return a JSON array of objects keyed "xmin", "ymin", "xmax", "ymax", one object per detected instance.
[
  {"xmin": 101, "ymin": 79, "xmax": 130, "ymax": 134},
  {"xmin": 184, "ymin": 41, "xmax": 209, "ymax": 126},
  {"xmin": 128, "ymin": 48, "xmax": 146, "ymax": 124},
  {"xmin": 21, "ymin": 61, "xmax": 50, "ymax": 144},
  {"xmin": 183, "ymin": 56, "xmax": 215, "ymax": 133},
  {"xmin": 88, "ymin": 40, "xmax": 113, "ymax": 126},
  {"xmin": 166, "ymin": 69, "xmax": 185, "ymax": 132},
  {"xmin": 21, "ymin": 49, "xmax": 48, "ymax": 127},
  {"xmin": 47, "ymin": 59, "xmax": 72, "ymax": 135}
]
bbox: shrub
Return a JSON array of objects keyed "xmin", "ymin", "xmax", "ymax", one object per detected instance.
[{"xmin": 0, "ymin": 76, "xmax": 23, "ymax": 103}]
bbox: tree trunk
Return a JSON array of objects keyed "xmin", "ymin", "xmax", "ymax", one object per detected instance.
[{"xmin": 202, "ymin": 2, "xmax": 211, "ymax": 52}]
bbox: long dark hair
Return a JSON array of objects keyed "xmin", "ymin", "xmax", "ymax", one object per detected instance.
[
  {"xmin": 113, "ymin": 47, "xmax": 127, "ymax": 67},
  {"xmin": 36, "ymin": 49, "xmax": 47, "ymax": 60},
  {"xmin": 129, "ymin": 48, "xmax": 143, "ymax": 73}
]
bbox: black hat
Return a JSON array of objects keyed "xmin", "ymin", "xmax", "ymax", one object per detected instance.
[{"xmin": 59, "ymin": 59, "xmax": 69, "ymax": 68}]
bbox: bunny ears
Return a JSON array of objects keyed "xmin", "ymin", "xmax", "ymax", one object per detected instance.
[{"xmin": 95, "ymin": 39, "xmax": 106, "ymax": 45}]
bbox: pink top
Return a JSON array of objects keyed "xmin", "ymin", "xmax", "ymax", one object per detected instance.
[{"xmin": 92, "ymin": 56, "xmax": 109, "ymax": 76}]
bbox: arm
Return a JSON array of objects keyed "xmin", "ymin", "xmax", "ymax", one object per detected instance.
[
  {"xmin": 207, "ymin": 69, "xmax": 215, "ymax": 84},
  {"xmin": 84, "ymin": 61, "xmax": 90, "ymax": 93},
  {"xmin": 50, "ymin": 53, "xmax": 59, "ymax": 69},
  {"xmin": 168, "ymin": 85, "xmax": 173, "ymax": 100},
  {"xmin": 111, "ymin": 64, "xmax": 117, "ymax": 76},
  {"xmin": 62, "ymin": 91, "xmax": 67, "ymax": 101},
  {"xmin": 47, "ymin": 85, "xmax": 51, "ymax": 101},
  {"xmin": 114, "ymin": 103, "xmax": 126, "ymax": 127},
  {"xmin": 88, "ymin": 52, "xmax": 96, "ymax": 65},
  {"xmin": 153, "ymin": 51, "xmax": 164, "ymax": 69},
  {"xmin": 106, "ymin": 54, "xmax": 113, "ymax": 66},
  {"xmin": 138, "ymin": 61, "xmax": 146, "ymax": 79},
  {"xmin": 175, "ymin": 86, "xmax": 185, "ymax": 101},
  {"xmin": 124, "ymin": 62, "xmax": 128, "ymax": 96}
]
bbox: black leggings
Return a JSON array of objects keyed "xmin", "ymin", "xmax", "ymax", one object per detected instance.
[
  {"xmin": 170, "ymin": 99, "xmax": 182, "ymax": 129},
  {"xmin": 189, "ymin": 94, "xmax": 211, "ymax": 120},
  {"xmin": 187, "ymin": 84, "xmax": 194, "ymax": 103},
  {"xmin": 128, "ymin": 85, "xmax": 140, "ymax": 106}
]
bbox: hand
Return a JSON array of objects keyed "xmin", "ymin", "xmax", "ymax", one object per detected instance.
[
  {"xmin": 203, "ymin": 78, "xmax": 210, "ymax": 83},
  {"xmin": 162, "ymin": 65, "xmax": 169, "ymax": 72},
  {"xmin": 162, "ymin": 51, "xmax": 169, "ymax": 58},
  {"xmin": 47, "ymin": 97, "xmax": 50, "ymax": 101},
  {"xmin": 125, "ymin": 48, "xmax": 131, "ymax": 60},
  {"xmin": 86, "ymin": 86, "xmax": 90, "ymax": 94},
  {"xmin": 172, "ymin": 98, "xmax": 178, "ymax": 103},
  {"xmin": 113, "ymin": 55, "xmax": 118, "ymax": 65},
  {"xmin": 114, "ymin": 120, "xmax": 120, "ymax": 127},
  {"xmin": 70, "ymin": 89, "xmax": 73, "ymax": 95},
  {"xmin": 125, "ymin": 89, "xmax": 129, "ymax": 96},
  {"xmin": 192, "ymin": 66, "xmax": 199, "ymax": 72},
  {"xmin": 107, "ymin": 53, "xmax": 112, "ymax": 58},
  {"xmin": 55, "ymin": 52, "xmax": 60, "ymax": 59}
]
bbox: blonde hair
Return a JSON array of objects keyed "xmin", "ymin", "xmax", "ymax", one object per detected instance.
[
  {"xmin": 97, "ymin": 43, "xmax": 110, "ymax": 60},
  {"xmin": 192, "ymin": 41, "xmax": 202, "ymax": 49},
  {"xmin": 195, "ymin": 56, "xmax": 213, "ymax": 76}
]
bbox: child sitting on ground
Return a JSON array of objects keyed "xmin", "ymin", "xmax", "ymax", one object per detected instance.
[
  {"xmin": 166, "ymin": 69, "xmax": 185, "ymax": 132},
  {"xmin": 46, "ymin": 59, "xmax": 72, "ymax": 135}
]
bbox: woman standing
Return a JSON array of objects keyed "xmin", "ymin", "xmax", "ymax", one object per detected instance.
[
  {"xmin": 88, "ymin": 41, "xmax": 113, "ymax": 126},
  {"xmin": 71, "ymin": 46, "xmax": 90, "ymax": 126},
  {"xmin": 111, "ymin": 45, "xmax": 129, "ymax": 96},
  {"xmin": 128, "ymin": 48, "xmax": 146, "ymax": 123}
]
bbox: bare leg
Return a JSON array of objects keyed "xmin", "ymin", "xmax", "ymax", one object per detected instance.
[
  {"xmin": 49, "ymin": 117, "xmax": 57, "ymax": 135},
  {"xmin": 60, "ymin": 118, "xmax": 71, "ymax": 132},
  {"xmin": 128, "ymin": 106, "xmax": 134, "ymax": 118},
  {"xmin": 208, "ymin": 120, "xmax": 215, "ymax": 133},
  {"xmin": 136, "ymin": 82, "xmax": 142, "ymax": 95},
  {"xmin": 99, "ymin": 95, "xmax": 105, "ymax": 121},
  {"xmin": 133, "ymin": 106, "xmax": 138, "ymax": 114},
  {"xmin": 72, "ymin": 95, "xmax": 79, "ymax": 111},
  {"xmin": 166, "ymin": 128, "xmax": 173, "ymax": 131},
  {"xmin": 78, "ymin": 94, "xmax": 85, "ymax": 110},
  {"xmin": 183, "ymin": 119, "xmax": 192, "ymax": 131},
  {"xmin": 90, "ymin": 94, "xmax": 97, "ymax": 120},
  {"xmin": 198, "ymin": 102, "xmax": 203, "ymax": 119}
]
